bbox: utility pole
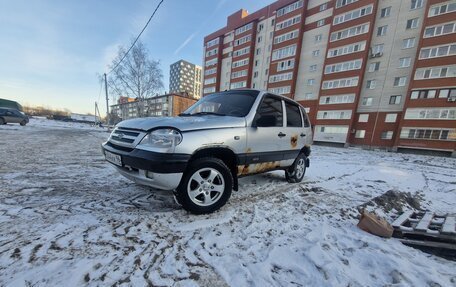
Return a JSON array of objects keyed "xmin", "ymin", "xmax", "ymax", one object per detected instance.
[{"xmin": 104, "ymin": 73, "xmax": 109, "ymax": 125}]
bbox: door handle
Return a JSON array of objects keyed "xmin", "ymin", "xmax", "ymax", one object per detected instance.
[
  {"xmin": 278, "ymin": 132, "xmax": 286, "ymax": 138},
  {"xmin": 300, "ymin": 133, "xmax": 306, "ymax": 137}
]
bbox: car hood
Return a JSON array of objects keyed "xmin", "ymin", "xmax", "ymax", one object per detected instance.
[{"xmin": 116, "ymin": 116, "xmax": 246, "ymax": 132}]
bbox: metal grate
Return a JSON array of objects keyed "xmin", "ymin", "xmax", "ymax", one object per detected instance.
[{"xmin": 108, "ymin": 127, "xmax": 146, "ymax": 148}]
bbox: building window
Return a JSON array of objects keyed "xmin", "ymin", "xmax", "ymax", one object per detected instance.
[
  {"xmin": 272, "ymin": 45, "xmax": 297, "ymax": 61},
  {"xmin": 330, "ymin": 23, "xmax": 370, "ymax": 42},
  {"xmin": 315, "ymin": 34, "xmax": 322, "ymax": 42},
  {"xmin": 406, "ymin": 18, "xmax": 419, "ymax": 29},
  {"xmin": 258, "ymin": 23, "xmax": 264, "ymax": 32},
  {"xmin": 389, "ymin": 95, "xmax": 402, "ymax": 104},
  {"xmin": 336, "ymin": 0, "xmax": 359, "ymax": 9},
  {"xmin": 359, "ymin": 114, "xmax": 369, "ymax": 122},
  {"xmin": 317, "ymin": 19, "xmax": 325, "ymax": 27},
  {"xmin": 276, "ymin": 15, "xmax": 301, "ymax": 31},
  {"xmin": 373, "ymin": 44, "xmax": 384, "ymax": 54},
  {"xmin": 324, "ymin": 59, "xmax": 363, "ymax": 74},
  {"xmin": 333, "ymin": 4, "xmax": 373, "ymax": 25},
  {"xmin": 320, "ymin": 3, "xmax": 328, "ymax": 11},
  {"xmin": 410, "ymin": 90, "xmax": 437, "ymax": 99},
  {"xmin": 310, "ymin": 64, "xmax": 317, "ymax": 72},
  {"xmin": 403, "ymin": 38, "xmax": 416, "ymax": 49},
  {"xmin": 273, "ymin": 29, "xmax": 299, "ymax": 44},
  {"xmin": 366, "ymin": 80, "xmax": 376, "ymax": 89},
  {"xmin": 327, "ymin": 41, "xmax": 366, "ymax": 58},
  {"xmin": 385, "ymin": 113, "xmax": 397, "ymax": 123},
  {"xmin": 411, "ymin": 0, "xmax": 424, "ymax": 10},
  {"xmin": 258, "ymin": 36, "xmax": 262, "ymax": 43},
  {"xmin": 414, "ymin": 65, "xmax": 456, "ymax": 80},
  {"xmin": 399, "ymin": 57, "xmax": 411, "ymax": 68},
  {"xmin": 322, "ymin": 77, "xmax": 359, "ymax": 89},
  {"xmin": 439, "ymin": 89, "xmax": 456, "ymax": 99},
  {"xmin": 419, "ymin": 43, "xmax": 456, "ymax": 59},
  {"xmin": 393, "ymin": 77, "xmax": 407, "ymax": 87},
  {"xmin": 235, "ymin": 22, "xmax": 253, "ymax": 35},
  {"xmin": 424, "ymin": 22, "xmax": 456, "ymax": 38},
  {"xmin": 312, "ymin": 50, "xmax": 320, "ymax": 57},
  {"xmin": 404, "ymin": 108, "xmax": 456, "ymax": 120},
  {"xmin": 362, "ymin": 97, "xmax": 373, "ymax": 106},
  {"xmin": 429, "ymin": 2, "xmax": 456, "ymax": 17},
  {"xmin": 381, "ymin": 7, "xmax": 391, "ymax": 18},
  {"xmin": 368, "ymin": 62, "xmax": 380, "ymax": 72},
  {"xmin": 319, "ymin": 94, "xmax": 356, "ymax": 105},
  {"xmin": 277, "ymin": 59, "xmax": 295, "ymax": 71},
  {"xmin": 381, "ymin": 131, "xmax": 394, "ymax": 140},
  {"xmin": 307, "ymin": 79, "xmax": 315, "ymax": 86},
  {"xmin": 270, "ymin": 86, "xmax": 291, "ymax": 95},
  {"xmin": 355, "ymin": 130, "xmax": 366, "ymax": 138},
  {"xmin": 400, "ymin": 128, "xmax": 454, "ymax": 141},
  {"xmin": 277, "ymin": 0, "xmax": 304, "ymax": 17},
  {"xmin": 377, "ymin": 26, "xmax": 387, "ymax": 36}
]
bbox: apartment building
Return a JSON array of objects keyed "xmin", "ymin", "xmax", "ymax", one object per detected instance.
[
  {"xmin": 202, "ymin": 0, "xmax": 456, "ymax": 155},
  {"xmin": 169, "ymin": 60, "xmax": 202, "ymax": 99},
  {"xmin": 110, "ymin": 93, "xmax": 197, "ymax": 122}
]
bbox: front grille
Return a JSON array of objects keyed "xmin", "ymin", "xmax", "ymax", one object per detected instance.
[
  {"xmin": 106, "ymin": 141, "xmax": 134, "ymax": 152},
  {"xmin": 108, "ymin": 127, "xmax": 146, "ymax": 148}
]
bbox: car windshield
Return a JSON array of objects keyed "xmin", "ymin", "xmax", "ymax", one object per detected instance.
[{"xmin": 180, "ymin": 90, "xmax": 259, "ymax": 117}]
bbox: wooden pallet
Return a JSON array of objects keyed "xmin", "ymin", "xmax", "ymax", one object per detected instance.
[{"xmin": 392, "ymin": 211, "xmax": 456, "ymax": 250}]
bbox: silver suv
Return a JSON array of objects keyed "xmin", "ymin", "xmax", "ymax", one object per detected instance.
[{"xmin": 102, "ymin": 90, "xmax": 312, "ymax": 214}]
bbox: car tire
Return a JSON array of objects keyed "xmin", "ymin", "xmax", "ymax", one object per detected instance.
[
  {"xmin": 20, "ymin": 120, "xmax": 26, "ymax": 126},
  {"xmin": 0, "ymin": 118, "xmax": 5, "ymax": 125},
  {"xmin": 285, "ymin": 153, "xmax": 307, "ymax": 183},
  {"xmin": 175, "ymin": 157, "xmax": 233, "ymax": 214}
]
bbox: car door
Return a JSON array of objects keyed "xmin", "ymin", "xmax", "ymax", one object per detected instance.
[
  {"xmin": 242, "ymin": 94, "xmax": 288, "ymax": 175},
  {"xmin": 282, "ymin": 101, "xmax": 306, "ymax": 166},
  {"xmin": 4, "ymin": 110, "xmax": 15, "ymax": 122}
]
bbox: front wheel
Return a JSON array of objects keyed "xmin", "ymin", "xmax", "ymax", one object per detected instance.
[
  {"xmin": 20, "ymin": 120, "xmax": 26, "ymax": 126},
  {"xmin": 175, "ymin": 157, "xmax": 233, "ymax": 214},
  {"xmin": 285, "ymin": 153, "xmax": 307, "ymax": 183}
]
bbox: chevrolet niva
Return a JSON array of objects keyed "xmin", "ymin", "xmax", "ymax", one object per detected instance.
[{"xmin": 102, "ymin": 90, "xmax": 312, "ymax": 214}]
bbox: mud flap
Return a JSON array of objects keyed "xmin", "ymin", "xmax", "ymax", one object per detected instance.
[{"xmin": 305, "ymin": 158, "xmax": 310, "ymax": 168}]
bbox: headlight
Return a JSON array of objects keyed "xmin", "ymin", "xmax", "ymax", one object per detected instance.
[{"xmin": 139, "ymin": 128, "xmax": 182, "ymax": 149}]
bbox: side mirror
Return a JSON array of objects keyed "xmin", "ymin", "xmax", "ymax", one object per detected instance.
[{"xmin": 255, "ymin": 115, "xmax": 277, "ymax": 127}]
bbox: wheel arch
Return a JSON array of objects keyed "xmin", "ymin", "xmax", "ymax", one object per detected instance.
[{"xmin": 188, "ymin": 146, "xmax": 240, "ymax": 191}]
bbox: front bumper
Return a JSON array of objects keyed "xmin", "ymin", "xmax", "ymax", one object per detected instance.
[{"xmin": 102, "ymin": 142, "xmax": 191, "ymax": 190}]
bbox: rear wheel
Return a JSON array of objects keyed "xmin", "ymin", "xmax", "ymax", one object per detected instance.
[
  {"xmin": 0, "ymin": 118, "xmax": 5, "ymax": 125},
  {"xmin": 285, "ymin": 153, "xmax": 307, "ymax": 183},
  {"xmin": 20, "ymin": 120, "xmax": 26, "ymax": 126},
  {"xmin": 175, "ymin": 157, "xmax": 232, "ymax": 214}
]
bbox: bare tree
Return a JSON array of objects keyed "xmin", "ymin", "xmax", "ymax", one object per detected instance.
[{"xmin": 107, "ymin": 40, "xmax": 164, "ymax": 117}]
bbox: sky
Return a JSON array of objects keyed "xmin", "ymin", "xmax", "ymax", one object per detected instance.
[{"xmin": 0, "ymin": 0, "xmax": 275, "ymax": 115}]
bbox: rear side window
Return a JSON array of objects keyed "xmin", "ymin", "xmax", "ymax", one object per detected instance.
[
  {"xmin": 285, "ymin": 102, "xmax": 302, "ymax": 127},
  {"xmin": 300, "ymin": 106, "xmax": 311, "ymax": 127},
  {"xmin": 255, "ymin": 96, "xmax": 283, "ymax": 127}
]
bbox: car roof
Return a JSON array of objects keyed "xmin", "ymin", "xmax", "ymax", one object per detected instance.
[{"xmin": 226, "ymin": 89, "xmax": 303, "ymax": 107}]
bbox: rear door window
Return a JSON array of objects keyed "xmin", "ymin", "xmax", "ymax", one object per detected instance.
[{"xmin": 285, "ymin": 102, "xmax": 302, "ymax": 127}]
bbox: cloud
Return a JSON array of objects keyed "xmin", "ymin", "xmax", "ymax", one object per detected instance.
[{"xmin": 173, "ymin": 32, "xmax": 196, "ymax": 55}]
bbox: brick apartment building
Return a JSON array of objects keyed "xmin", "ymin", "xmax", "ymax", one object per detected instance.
[
  {"xmin": 110, "ymin": 93, "xmax": 197, "ymax": 122},
  {"xmin": 202, "ymin": 0, "xmax": 456, "ymax": 156}
]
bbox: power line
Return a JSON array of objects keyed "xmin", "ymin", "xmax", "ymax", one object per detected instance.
[{"xmin": 107, "ymin": 0, "xmax": 164, "ymax": 75}]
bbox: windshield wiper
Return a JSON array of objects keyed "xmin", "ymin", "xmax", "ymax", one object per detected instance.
[
  {"xmin": 187, "ymin": 112, "xmax": 226, "ymax": 116},
  {"xmin": 178, "ymin": 113, "xmax": 192, "ymax": 116}
]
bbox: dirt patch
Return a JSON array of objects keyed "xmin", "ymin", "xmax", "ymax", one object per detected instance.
[{"xmin": 360, "ymin": 190, "xmax": 422, "ymax": 213}]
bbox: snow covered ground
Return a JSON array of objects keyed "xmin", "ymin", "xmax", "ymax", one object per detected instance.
[{"xmin": 0, "ymin": 118, "xmax": 455, "ymax": 286}]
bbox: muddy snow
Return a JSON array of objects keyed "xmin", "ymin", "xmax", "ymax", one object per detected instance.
[{"xmin": 0, "ymin": 118, "xmax": 455, "ymax": 286}]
